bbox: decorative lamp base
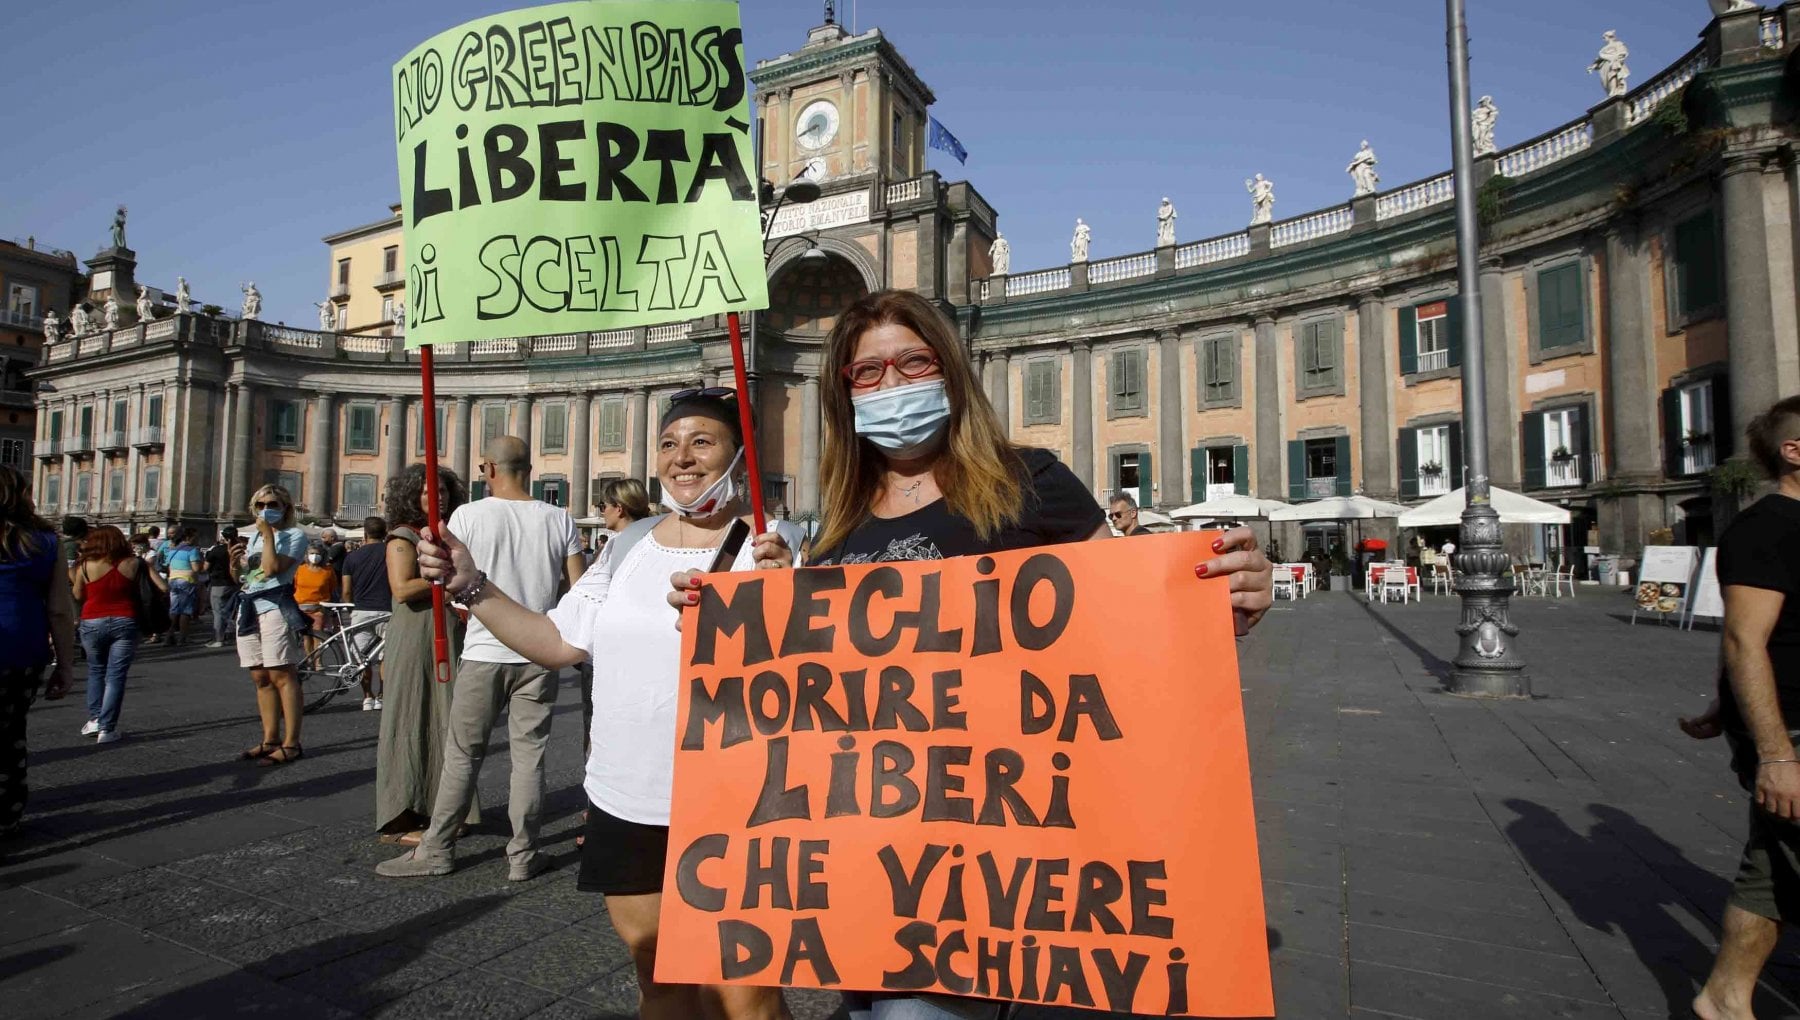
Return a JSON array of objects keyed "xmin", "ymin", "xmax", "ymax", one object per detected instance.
[{"xmin": 1447, "ymin": 501, "xmax": 1531, "ymax": 698}]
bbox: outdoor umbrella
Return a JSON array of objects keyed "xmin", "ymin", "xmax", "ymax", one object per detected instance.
[
  {"xmin": 1395, "ymin": 486, "xmax": 1572, "ymax": 528},
  {"xmin": 1267, "ymin": 494, "xmax": 1410, "ymax": 522},
  {"xmin": 1169, "ymin": 495, "xmax": 1292, "ymax": 520}
]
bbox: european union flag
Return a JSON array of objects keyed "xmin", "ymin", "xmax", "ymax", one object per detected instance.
[{"xmin": 928, "ymin": 117, "xmax": 968, "ymax": 165}]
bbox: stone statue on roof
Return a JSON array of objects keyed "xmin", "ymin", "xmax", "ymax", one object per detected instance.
[
  {"xmin": 1245, "ymin": 174, "xmax": 1275, "ymax": 225},
  {"xmin": 988, "ymin": 234, "xmax": 1011, "ymax": 276},
  {"xmin": 1588, "ymin": 31, "xmax": 1630, "ymax": 98},
  {"xmin": 1347, "ymin": 141, "xmax": 1380, "ymax": 197},
  {"xmin": 1070, "ymin": 219, "xmax": 1091, "ymax": 263},
  {"xmin": 1472, "ymin": 96, "xmax": 1499, "ymax": 156},
  {"xmin": 1157, "ymin": 197, "xmax": 1177, "ymax": 247},
  {"xmin": 110, "ymin": 206, "xmax": 127, "ymax": 249}
]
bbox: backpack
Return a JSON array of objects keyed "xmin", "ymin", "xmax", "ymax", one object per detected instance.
[{"xmin": 131, "ymin": 564, "xmax": 171, "ymax": 635}]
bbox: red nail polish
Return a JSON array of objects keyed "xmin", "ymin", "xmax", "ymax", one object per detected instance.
[
  {"xmin": 686, "ymin": 592, "xmax": 699, "ymax": 604},
  {"xmin": 1194, "ymin": 563, "xmax": 1209, "ymax": 578},
  {"xmin": 1212, "ymin": 538, "xmax": 1225, "ymax": 552}
]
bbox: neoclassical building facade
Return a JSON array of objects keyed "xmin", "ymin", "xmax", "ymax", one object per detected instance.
[{"xmin": 25, "ymin": 5, "xmax": 1800, "ymax": 567}]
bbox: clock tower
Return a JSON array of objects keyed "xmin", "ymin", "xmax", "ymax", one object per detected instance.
[{"xmin": 750, "ymin": 9, "xmax": 935, "ymax": 187}]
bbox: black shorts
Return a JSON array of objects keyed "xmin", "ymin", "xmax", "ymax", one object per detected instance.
[{"xmin": 577, "ymin": 801, "xmax": 669, "ymax": 896}]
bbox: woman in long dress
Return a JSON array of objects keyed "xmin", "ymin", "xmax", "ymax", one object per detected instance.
[{"xmin": 375, "ymin": 463, "xmax": 477, "ymax": 844}]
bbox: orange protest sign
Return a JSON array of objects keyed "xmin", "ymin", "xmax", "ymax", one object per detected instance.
[{"xmin": 657, "ymin": 533, "xmax": 1271, "ymax": 1016}]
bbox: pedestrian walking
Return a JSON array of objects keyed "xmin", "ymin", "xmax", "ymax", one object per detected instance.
[
  {"xmin": 71, "ymin": 525, "xmax": 163, "ymax": 745},
  {"xmin": 163, "ymin": 528, "xmax": 202, "ymax": 646},
  {"xmin": 340, "ymin": 516, "xmax": 391, "ymax": 711},
  {"xmin": 416, "ymin": 391, "xmax": 801, "ymax": 1020},
  {"xmin": 235, "ymin": 485, "xmax": 311, "ymax": 767},
  {"xmin": 789, "ymin": 289, "xmax": 1274, "ymax": 1019},
  {"xmin": 58, "ymin": 516, "xmax": 87, "ymax": 569},
  {"xmin": 0, "ymin": 465, "xmax": 74, "ymax": 834},
  {"xmin": 375, "ymin": 463, "xmax": 477, "ymax": 846},
  {"xmin": 293, "ymin": 542, "xmax": 339, "ymax": 647},
  {"xmin": 1686, "ymin": 395, "xmax": 1800, "ymax": 1020},
  {"xmin": 204, "ymin": 526, "xmax": 238, "ymax": 648},
  {"xmin": 379, "ymin": 436, "xmax": 585, "ymax": 882},
  {"xmin": 319, "ymin": 528, "xmax": 347, "ymax": 572}
]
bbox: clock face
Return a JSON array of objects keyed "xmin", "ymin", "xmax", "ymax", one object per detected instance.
[{"xmin": 795, "ymin": 100, "xmax": 840, "ymax": 152}]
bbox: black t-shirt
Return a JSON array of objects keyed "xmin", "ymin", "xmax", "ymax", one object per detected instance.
[
  {"xmin": 342, "ymin": 541, "xmax": 392, "ymax": 612},
  {"xmin": 324, "ymin": 542, "xmax": 348, "ymax": 570},
  {"xmin": 1716, "ymin": 494, "xmax": 1800, "ymax": 732},
  {"xmin": 810, "ymin": 448, "xmax": 1105, "ymax": 565},
  {"xmin": 203, "ymin": 543, "xmax": 235, "ymax": 587}
]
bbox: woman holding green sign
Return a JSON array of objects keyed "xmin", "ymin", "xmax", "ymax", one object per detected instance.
[{"xmin": 416, "ymin": 390, "xmax": 802, "ymax": 1020}]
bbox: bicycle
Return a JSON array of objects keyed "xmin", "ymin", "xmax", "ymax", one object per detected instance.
[{"xmin": 296, "ymin": 603, "xmax": 390, "ymax": 712}]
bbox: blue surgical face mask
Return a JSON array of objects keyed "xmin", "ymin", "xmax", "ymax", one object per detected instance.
[
  {"xmin": 852, "ymin": 378, "xmax": 951, "ymax": 460},
  {"xmin": 259, "ymin": 508, "xmax": 284, "ymax": 525}
]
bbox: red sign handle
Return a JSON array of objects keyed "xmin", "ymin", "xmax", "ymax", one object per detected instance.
[
  {"xmin": 724, "ymin": 311, "xmax": 767, "ymax": 535},
  {"xmin": 418, "ymin": 344, "xmax": 452, "ymax": 683}
]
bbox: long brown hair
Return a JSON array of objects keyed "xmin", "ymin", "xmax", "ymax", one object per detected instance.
[
  {"xmin": 817, "ymin": 290, "xmax": 1023, "ymax": 554},
  {"xmin": 0, "ymin": 465, "xmax": 52, "ymax": 561},
  {"xmin": 78, "ymin": 524, "xmax": 131, "ymax": 564}
]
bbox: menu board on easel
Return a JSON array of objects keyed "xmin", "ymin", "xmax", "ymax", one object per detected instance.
[
  {"xmin": 1685, "ymin": 548, "xmax": 1724, "ymax": 628},
  {"xmin": 1633, "ymin": 545, "xmax": 1701, "ymax": 625}
]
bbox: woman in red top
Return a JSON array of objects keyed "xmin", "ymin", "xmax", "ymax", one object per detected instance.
[{"xmin": 70, "ymin": 526, "xmax": 164, "ymax": 744}]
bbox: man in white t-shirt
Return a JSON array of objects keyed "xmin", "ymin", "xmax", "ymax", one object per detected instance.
[{"xmin": 380, "ymin": 436, "xmax": 584, "ymax": 882}]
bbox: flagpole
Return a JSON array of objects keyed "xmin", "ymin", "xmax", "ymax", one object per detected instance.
[{"xmin": 418, "ymin": 344, "xmax": 452, "ymax": 684}]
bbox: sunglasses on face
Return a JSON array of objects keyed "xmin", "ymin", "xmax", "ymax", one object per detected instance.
[
  {"xmin": 253, "ymin": 501, "xmax": 283, "ymax": 510},
  {"xmin": 671, "ymin": 386, "xmax": 738, "ymax": 402},
  {"xmin": 842, "ymin": 348, "xmax": 941, "ymax": 389}
]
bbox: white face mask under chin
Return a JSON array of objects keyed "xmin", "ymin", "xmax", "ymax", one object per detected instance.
[{"xmin": 660, "ymin": 448, "xmax": 745, "ymax": 518}]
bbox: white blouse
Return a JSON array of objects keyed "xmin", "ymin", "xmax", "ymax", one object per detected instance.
[{"xmin": 547, "ymin": 521, "xmax": 804, "ymax": 826}]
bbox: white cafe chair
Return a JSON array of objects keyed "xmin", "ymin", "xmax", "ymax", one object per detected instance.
[
  {"xmin": 1379, "ymin": 569, "xmax": 1410, "ymax": 605},
  {"xmin": 1553, "ymin": 563, "xmax": 1576, "ymax": 597},
  {"xmin": 1272, "ymin": 566, "xmax": 1297, "ymax": 601},
  {"xmin": 1429, "ymin": 563, "xmax": 1454, "ymax": 596}
]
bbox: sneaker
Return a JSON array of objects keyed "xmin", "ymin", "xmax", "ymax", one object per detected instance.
[
  {"xmin": 80, "ymin": 719, "xmax": 100, "ymax": 736},
  {"xmin": 376, "ymin": 849, "xmax": 453, "ymax": 878},
  {"xmin": 205, "ymin": 641, "xmax": 224, "ymax": 649},
  {"xmin": 371, "ymin": 698, "xmax": 383, "ymax": 710},
  {"xmin": 95, "ymin": 730, "xmax": 122, "ymax": 745},
  {"xmin": 362, "ymin": 697, "xmax": 376, "ymax": 711},
  {"xmin": 508, "ymin": 857, "xmax": 551, "ymax": 883}
]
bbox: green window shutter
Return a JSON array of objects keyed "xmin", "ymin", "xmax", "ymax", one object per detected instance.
[
  {"xmin": 1233, "ymin": 445, "xmax": 1249, "ymax": 495},
  {"xmin": 1712, "ymin": 375, "xmax": 1734, "ymax": 459},
  {"xmin": 1138, "ymin": 451, "xmax": 1152, "ymax": 508},
  {"xmin": 531, "ymin": 479, "xmax": 545, "ymax": 501},
  {"xmin": 1677, "ymin": 211, "xmax": 1722, "ymax": 317},
  {"xmin": 1334, "ymin": 435, "xmax": 1352, "ymax": 496},
  {"xmin": 1571, "ymin": 406, "xmax": 1593, "ymax": 486},
  {"xmin": 472, "ymin": 480, "xmax": 488, "ymax": 500},
  {"xmin": 1301, "ymin": 323, "xmax": 1319, "ymax": 376},
  {"xmin": 1107, "ymin": 351, "xmax": 1121, "ymax": 406},
  {"xmin": 1446, "ymin": 422, "xmax": 1463, "ymax": 489},
  {"xmin": 1320, "ymin": 319, "xmax": 1339, "ymax": 375},
  {"xmin": 1287, "ymin": 440, "xmax": 1305, "ymax": 500},
  {"xmin": 1661, "ymin": 387, "xmax": 1684, "ymax": 477},
  {"xmin": 1126, "ymin": 351, "xmax": 1143, "ymax": 409},
  {"xmin": 1538, "ymin": 263, "xmax": 1583, "ymax": 349},
  {"xmin": 1522, "ymin": 412, "xmax": 1547, "ymax": 490},
  {"xmin": 1398, "ymin": 306, "xmax": 1418, "ymax": 376},
  {"xmin": 1190, "ymin": 447, "xmax": 1206, "ymax": 502},
  {"xmin": 1445, "ymin": 296, "xmax": 1464, "ymax": 369},
  {"xmin": 1398, "ymin": 428, "xmax": 1419, "ymax": 498}
]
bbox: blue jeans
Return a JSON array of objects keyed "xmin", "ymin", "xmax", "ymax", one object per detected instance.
[
  {"xmin": 842, "ymin": 994, "xmax": 1004, "ymax": 1020},
  {"xmin": 80, "ymin": 617, "xmax": 139, "ymax": 733}
]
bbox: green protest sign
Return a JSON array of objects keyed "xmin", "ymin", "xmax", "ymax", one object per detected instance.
[{"xmin": 392, "ymin": 0, "xmax": 768, "ymax": 347}]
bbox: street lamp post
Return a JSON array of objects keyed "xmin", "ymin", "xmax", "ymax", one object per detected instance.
[
  {"xmin": 743, "ymin": 175, "xmax": 822, "ymax": 413},
  {"xmin": 1445, "ymin": 0, "xmax": 1528, "ymax": 697}
]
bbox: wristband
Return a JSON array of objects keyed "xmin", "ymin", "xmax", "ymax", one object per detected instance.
[
  {"xmin": 450, "ymin": 570, "xmax": 490, "ymax": 608},
  {"xmin": 1759, "ymin": 759, "xmax": 1799, "ymax": 767}
]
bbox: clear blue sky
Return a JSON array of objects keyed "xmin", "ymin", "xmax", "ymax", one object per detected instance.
[{"xmin": 1, "ymin": 0, "xmax": 1709, "ymax": 325}]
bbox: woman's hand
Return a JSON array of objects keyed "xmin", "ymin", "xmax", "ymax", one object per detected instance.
[
  {"xmin": 418, "ymin": 525, "xmax": 478, "ymax": 592},
  {"xmin": 255, "ymin": 515, "xmax": 274, "ymax": 537},
  {"xmin": 752, "ymin": 527, "xmax": 793, "ymax": 571},
  {"xmin": 1196, "ymin": 526, "xmax": 1273, "ymax": 636},
  {"xmin": 1679, "ymin": 699, "xmax": 1723, "ymax": 740},
  {"xmin": 668, "ymin": 569, "xmax": 704, "ymax": 614}
]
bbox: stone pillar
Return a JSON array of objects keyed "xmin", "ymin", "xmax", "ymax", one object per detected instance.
[
  {"xmin": 1721, "ymin": 151, "xmax": 1782, "ymax": 440},
  {"xmin": 1253, "ymin": 316, "xmax": 1283, "ymax": 499},
  {"xmin": 161, "ymin": 381, "xmax": 179, "ymax": 516},
  {"xmin": 1157, "ymin": 330, "xmax": 1183, "ymax": 508},
  {"xmin": 571, "ymin": 392, "xmax": 593, "ymax": 515},
  {"xmin": 307, "ymin": 393, "xmax": 334, "ymax": 518},
  {"xmin": 1604, "ymin": 227, "xmax": 1661, "ymax": 479},
  {"xmin": 386, "ymin": 395, "xmax": 408, "ymax": 487},
  {"xmin": 1356, "ymin": 294, "xmax": 1393, "ymax": 499},
  {"xmin": 629, "ymin": 388, "xmax": 649, "ymax": 482},
  {"xmin": 1070, "ymin": 342, "xmax": 1094, "ymax": 489},
  {"xmin": 1479, "ymin": 257, "xmax": 1518, "ymax": 488},
  {"xmin": 511, "ymin": 395, "xmax": 535, "ymax": 453},
  {"xmin": 230, "ymin": 383, "xmax": 254, "ymax": 518},
  {"xmin": 452, "ymin": 396, "xmax": 473, "ymax": 484},
  {"xmin": 800, "ymin": 376, "xmax": 821, "ymax": 514},
  {"xmin": 126, "ymin": 384, "xmax": 145, "ymax": 512},
  {"xmin": 991, "ymin": 352, "xmax": 1011, "ymax": 438}
]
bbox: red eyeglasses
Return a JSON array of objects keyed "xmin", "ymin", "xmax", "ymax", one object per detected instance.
[{"xmin": 841, "ymin": 348, "xmax": 941, "ymax": 389}]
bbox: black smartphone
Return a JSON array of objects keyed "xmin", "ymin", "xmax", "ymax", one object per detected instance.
[{"xmin": 707, "ymin": 519, "xmax": 753, "ymax": 573}]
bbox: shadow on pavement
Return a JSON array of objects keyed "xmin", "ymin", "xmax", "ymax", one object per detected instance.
[
  {"xmin": 1500, "ymin": 798, "xmax": 1800, "ymax": 1019},
  {"xmin": 1355, "ymin": 597, "xmax": 1453, "ymax": 681}
]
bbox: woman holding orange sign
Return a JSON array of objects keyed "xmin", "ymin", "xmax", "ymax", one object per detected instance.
[{"xmin": 667, "ymin": 290, "xmax": 1274, "ymax": 1020}]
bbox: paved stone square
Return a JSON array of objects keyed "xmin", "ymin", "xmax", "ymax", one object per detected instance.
[{"xmin": 3, "ymin": 587, "xmax": 1797, "ymax": 1018}]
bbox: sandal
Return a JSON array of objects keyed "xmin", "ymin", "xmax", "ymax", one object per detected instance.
[
  {"xmin": 257, "ymin": 745, "xmax": 304, "ymax": 767},
  {"xmin": 239, "ymin": 742, "xmax": 277, "ymax": 761}
]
